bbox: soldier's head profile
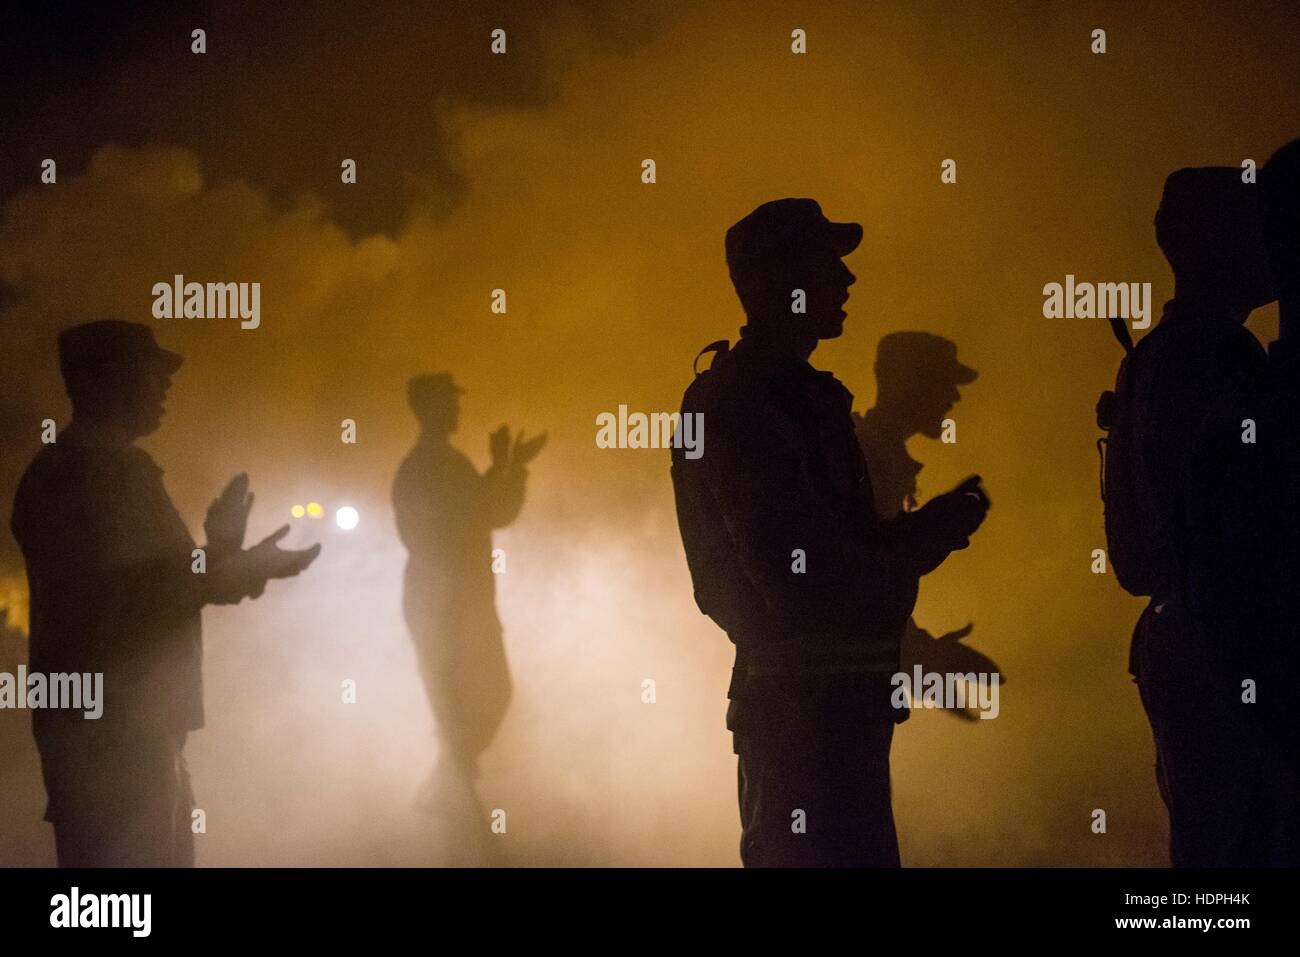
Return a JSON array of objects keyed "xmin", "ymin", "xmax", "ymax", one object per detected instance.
[
  {"xmin": 1262, "ymin": 137, "xmax": 1300, "ymax": 301},
  {"xmin": 873, "ymin": 331, "xmax": 977, "ymax": 439},
  {"xmin": 1154, "ymin": 166, "xmax": 1275, "ymax": 322},
  {"xmin": 407, "ymin": 372, "xmax": 464, "ymax": 435},
  {"xmin": 725, "ymin": 198, "xmax": 861, "ymax": 341},
  {"xmin": 57, "ymin": 320, "xmax": 182, "ymax": 439}
]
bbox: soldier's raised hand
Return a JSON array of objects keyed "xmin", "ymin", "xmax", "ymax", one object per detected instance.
[
  {"xmin": 246, "ymin": 525, "xmax": 321, "ymax": 583},
  {"xmin": 208, "ymin": 525, "xmax": 320, "ymax": 603},
  {"xmin": 921, "ymin": 474, "xmax": 991, "ymax": 550},
  {"xmin": 489, "ymin": 425, "xmax": 511, "ymax": 467},
  {"xmin": 205, "ymin": 472, "xmax": 254, "ymax": 557},
  {"xmin": 512, "ymin": 430, "xmax": 548, "ymax": 467}
]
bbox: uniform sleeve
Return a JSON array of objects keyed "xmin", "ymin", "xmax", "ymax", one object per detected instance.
[
  {"xmin": 391, "ymin": 456, "xmax": 429, "ymax": 553},
  {"xmin": 1151, "ymin": 331, "xmax": 1267, "ymax": 596},
  {"xmin": 59, "ymin": 457, "xmax": 210, "ymax": 652},
  {"xmin": 705, "ymin": 398, "xmax": 891, "ymax": 635},
  {"xmin": 1183, "ymin": 402, "xmax": 1266, "ymax": 665},
  {"xmin": 480, "ymin": 461, "xmax": 528, "ymax": 530},
  {"xmin": 879, "ymin": 509, "xmax": 960, "ymax": 579}
]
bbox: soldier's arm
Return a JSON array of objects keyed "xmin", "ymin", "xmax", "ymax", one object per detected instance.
[
  {"xmin": 879, "ymin": 472, "xmax": 990, "ymax": 578},
  {"xmin": 480, "ymin": 458, "xmax": 528, "ymax": 530},
  {"xmin": 709, "ymin": 402, "xmax": 883, "ymax": 632},
  {"xmin": 880, "ymin": 506, "xmax": 966, "ymax": 577},
  {"xmin": 66, "ymin": 468, "xmax": 272, "ymax": 645},
  {"xmin": 1182, "ymin": 402, "xmax": 1262, "ymax": 654},
  {"xmin": 392, "ymin": 457, "xmax": 436, "ymax": 552}
]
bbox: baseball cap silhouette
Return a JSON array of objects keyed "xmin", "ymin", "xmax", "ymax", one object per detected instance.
[
  {"xmin": 58, "ymin": 320, "xmax": 183, "ymax": 386},
  {"xmin": 726, "ymin": 198, "xmax": 862, "ymax": 277},
  {"xmin": 876, "ymin": 332, "xmax": 977, "ymax": 387}
]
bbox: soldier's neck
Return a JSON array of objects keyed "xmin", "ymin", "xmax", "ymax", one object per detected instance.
[
  {"xmin": 68, "ymin": 415, "xmax": 135, "ymax": 449},
  {"xmin": 417, "ymin": 428, "xmax": 453, "ymax": 447},
  {"xmin": 741, "ymin": 324, "xmax": 817, "ymax": 362},
  {"xmin": 1168, "ymin": 286, "xmax": 1248, "ymax": 325},
  {"xmin": 864, "ymin": 403, "xmax": 915, "ymax": 442}
]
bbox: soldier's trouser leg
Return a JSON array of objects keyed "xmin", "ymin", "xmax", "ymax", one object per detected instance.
[
  {"xmin": 1132, "ymin": 602, "xmax": 1264, "ymax": 866},
  {"xmin": 735, "ymin": 717, "xmax": 899, "ymax": 867},
  {"xmin": 52, "ymin": 738, "xmax": 194, "ymax": 868}
]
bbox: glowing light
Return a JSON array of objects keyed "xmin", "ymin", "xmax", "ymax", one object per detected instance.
[
  {"xmin": 290, "ymin": 504, "xmax": 306, "ymax": 518},
  {"xmin": 306, "ymin": 502, "xmax": 324, "ymax": 518},
  {"xmin": 336, "ymin": 506, "xmax": 359, "ymax": 531}
]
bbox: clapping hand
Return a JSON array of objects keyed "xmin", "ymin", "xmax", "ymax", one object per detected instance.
[
  {"xmin": 490, "ymin": 425, "xmax": 548, "ymax": 469},
  {"xmin": 241, "ymin": 525, "xmax": 321, "ymax": 598},
  {"xmin": 512, "ymin": 430, "xmax": 548, "ymax": 467},
  {"xmin": 205, "ymin": 473, "xmax": 254, "ymax": 557}
]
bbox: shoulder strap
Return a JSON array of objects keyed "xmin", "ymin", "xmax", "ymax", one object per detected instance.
[
  {"xmin": 1107, "ymin": 315, "xmax": 1135, "ymax": 356},
  {"xmin": 693, "ymin": 339, "xmax": 730, "ymax": 376}
]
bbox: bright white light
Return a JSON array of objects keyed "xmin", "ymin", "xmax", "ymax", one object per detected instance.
[{"xmin": 335, "ymin": 506, "xmax": 359, "ymax": 531}]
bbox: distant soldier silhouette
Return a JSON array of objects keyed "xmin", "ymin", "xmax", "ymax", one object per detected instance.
[
  {"xmin": 1185, "ymin": 140, "xmax": 1300, "ymax": 865},
  {"xmin": 1099, "ymin": 168, "xmax": 1274, "ymax": 866},
  {"xmin": 854, "ymin": 333, "xmax": 1002, "ymax": 720},
  {"xmin": 671, "ymin": 199, "xmax": 990, "ymax": 867},
  {"xmin": 9, "ymin": 320, "xmax": 321, "ymax": 867},
  {"xmin": 393, "ymin": 373, "xmax": 545, "ymax": 817}
]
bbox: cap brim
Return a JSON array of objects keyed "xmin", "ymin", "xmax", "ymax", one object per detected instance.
[
  {"xmin": 155, "ymin": 349, "xmax": 184, "ymax": 375},
  {"xmin": 952, "ymin": 362, "xmax": 978, "ymax": 384},
  {"xmin": 827, "ymin": 220, "xmax": 863, "ymax": 257}
]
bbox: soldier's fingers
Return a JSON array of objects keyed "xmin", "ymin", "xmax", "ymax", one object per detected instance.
[
  {"xmin": 939, "ymin": 622, "xmax": 975, "ymax": 642},
  {"xmin": 223, "ymin": 472, "xmax": 249, "ymax": 501},
  {"xmin": 256, "ymin": 524, "xmax": 292, "ymax": 548},
  {"xmin": 286, "ymin": 543, "xmax": 322, "ymax": 564},
  {"xmin": 277, "ymin": 544, "xmax": 321, "ymax": 576}
]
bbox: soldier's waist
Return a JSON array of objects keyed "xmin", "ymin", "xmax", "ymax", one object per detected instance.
[{"xmin": 731, "ymin": 634, "xmax": 900, "ymax": 676}]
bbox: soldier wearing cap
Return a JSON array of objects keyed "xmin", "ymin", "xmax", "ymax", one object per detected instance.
[
  {"xmin": 1105, "ymin": 169, "xmax": 1274, "ymax": 867},
  {"xmin": 856, "ymin": 332, "xmax": 978, "ymax": 520},
  {"xmin": 854, "ymin": 333, "xmax": 1001, "ymax": 721},
  {"xmin": 1184, "ymin": 143, "xmax": 1300, "ymax": 865},
  {"xmin": 10, "ymin": 320, "xmax": 320, "ymax": 867},
  {"xmin": 670, "ymin": 199, "xmax": 990, "ymax": 866},
  {"xmin": 393, "ymin": 373, "xmax": 546, "ymax": 825}
]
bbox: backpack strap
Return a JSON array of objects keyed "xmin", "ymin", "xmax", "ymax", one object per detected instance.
[
  {"xmin": 693, "ymin": 340, "xmax": 730, "ymax": 376},
  {"xmin": 1107, "ymin": 315, "xmax": 1135, "ymax": 356}
]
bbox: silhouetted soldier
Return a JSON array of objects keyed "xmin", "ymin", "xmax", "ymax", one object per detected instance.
[
  {"xmin": 671, "ymin": 199, "xmax": 990, "ymax": 867},
  {"xmin": 1185, "ymin": 140, "xmax": 1300, "ymax": 864},
  {"xmin": 393, "ymin": 373, "xmax": 545, "ymax": 818},
  {"xmin": 9, "ymin": 320, "xmax": 321, "ymax": 867},
  {"xmin": 1101, "ymin": 168, "xmax": 1274, "ymax": 866},
  {"xmin": 855, "ymin": 333, "xmax": 1001, "ymax": 721}
]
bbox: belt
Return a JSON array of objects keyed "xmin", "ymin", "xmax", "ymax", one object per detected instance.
[{"xmin": 733, "ymin": 635, "xmax": 900, "ymax": 677}]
